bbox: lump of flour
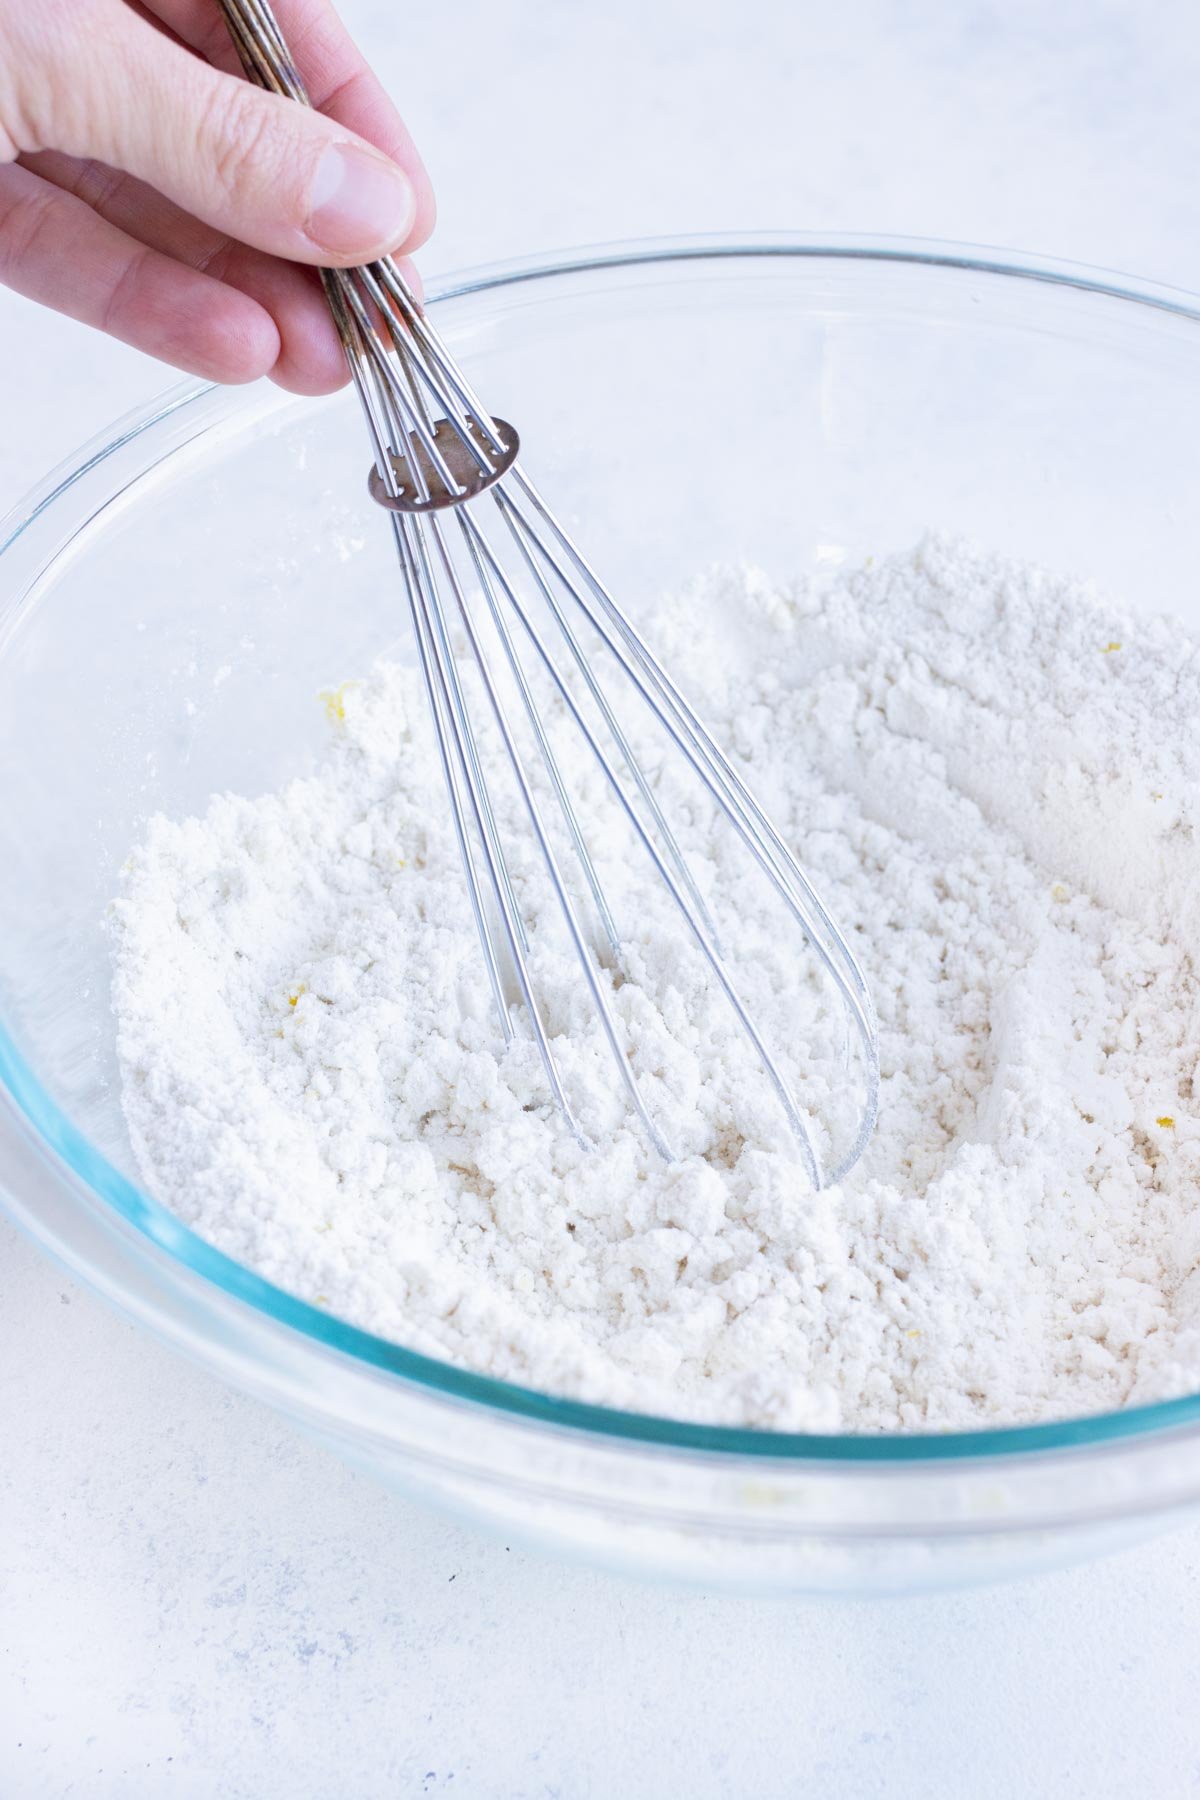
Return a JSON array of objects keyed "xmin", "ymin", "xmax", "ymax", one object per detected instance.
[{"xmin": 109, "ymin": 536, "xmax": 1200, "ymax": 1432}]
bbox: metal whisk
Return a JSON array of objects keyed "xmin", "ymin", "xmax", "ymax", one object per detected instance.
[{"xmin": 219, "ymin": 0, "xmax": 879, "ymax": 1187}]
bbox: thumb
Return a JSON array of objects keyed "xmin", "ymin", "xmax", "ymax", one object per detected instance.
[{"xmin": 27, "ymin": 3, "xmax": 419, "ymax": 266}]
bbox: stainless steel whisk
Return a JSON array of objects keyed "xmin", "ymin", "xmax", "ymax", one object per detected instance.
[{"xmin": 220, "ymin": 0, "xmax": 879, "ymax": 1187}]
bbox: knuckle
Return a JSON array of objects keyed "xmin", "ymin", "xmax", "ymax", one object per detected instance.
[
  {"xmin": 0, "ymin": 180, "xmax": 58, "ymax": 279},
  {"xmin": 68, "ymin": 157, "xmax": 125, "ymax": 213},
  {"xmin": 99, "ymin": 243, "xmax": 150, "ymax": 336},
  {"xmin": 203, "ymin": 84, "xmax": 281, "ymax": 205}
]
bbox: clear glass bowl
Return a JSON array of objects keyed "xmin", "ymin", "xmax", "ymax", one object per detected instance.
[{"xmin": 4, "ymin": 233, "xmax": 1200, "ymax": 1595}]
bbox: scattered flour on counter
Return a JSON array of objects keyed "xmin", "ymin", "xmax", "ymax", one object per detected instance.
[{"xmin": 109, "ymin": 537, "xmax": 1200, "ymax": 1431}]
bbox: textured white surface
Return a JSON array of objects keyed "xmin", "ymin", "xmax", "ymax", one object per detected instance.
[
  {"xmin": 4, "ymin": 1, "xmax": 1200, "ymax": 1794},
  {"xmin": 112, "ymin": 546, "xmax": 1200, "ymax": 1433}
]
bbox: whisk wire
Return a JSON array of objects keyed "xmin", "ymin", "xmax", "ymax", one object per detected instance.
[
  {"xmin": 389, "ymin": 332, "xmax": 534, "ymax": 953},
  {"xmin": 492, "ymin": 494, "xmax": 725, "ymax": 951},
  {"xmin": 517, "ymin": 471, "xmax": 878, "ymax": 1020},
  {"xmin": 400, "ymin": 516, "xmax": 585, "ymax": 1138},
  {"xmin": 376, "ymin": 267, "xmax": 514, "ymax": 459},
  {"xmin": 458, "ymin": 516, "xmax": 623, "ymax": 957},
  {"xmin": 392, "ymin": 520, "xmax": 515, "ymax": 1046},
  {"xmin": 339, "ymin": 285, "xmax": 462, "ymax": 500},
  {"xmin": 359, "ymin": 268, "xmax": 496, "ymax": 483},
  {"xmin": 425, "ymin": 513, "xmax": 675, "ymax": 1161},
  {"xmin": 457, "ymin": 507, "xmax": 827, "ymax": 1187},
  {"xmin": 404, "ymin": 512, "xmax": 530, "ymax": 956},
  {"xmin": 506, "ymin": 478, "xmax": 881, "ymax": 1129},
  {"xmin": 496, "ymin": 480, "xmax": 880, "ymax": 1182}
]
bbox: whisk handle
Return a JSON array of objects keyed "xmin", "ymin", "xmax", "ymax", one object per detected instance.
[
  {"xmin": 216, "ymin": 0, "xmax": 519, "ymax": 515},
  {"xmin": 217, "ymin": 0, "xmax": 313, "ymax": 107}
]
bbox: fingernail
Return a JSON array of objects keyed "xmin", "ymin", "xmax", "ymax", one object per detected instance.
[{"xmin": 307, "ymin": 144, "xmax": 415, "ymax": 256}]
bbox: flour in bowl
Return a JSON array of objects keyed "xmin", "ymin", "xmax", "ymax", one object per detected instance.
[{"xmin": 109, "ymin": 537, "xmax": 1200, "ymax": 1431}]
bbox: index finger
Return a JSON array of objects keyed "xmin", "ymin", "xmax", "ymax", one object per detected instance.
[{"xmin": 148, "ymin": 0, "xmax": 436, "ymax": 249}]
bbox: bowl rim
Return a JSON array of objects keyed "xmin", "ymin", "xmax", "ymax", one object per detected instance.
[{"xmin": 4, "ymin": 227, "xmax": 1200, "ymax": 1465}]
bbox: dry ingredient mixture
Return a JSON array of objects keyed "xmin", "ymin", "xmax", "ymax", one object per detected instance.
[{"xmin": 109, "ymin": 537, "xmax": 1200, "ymax": 1431}]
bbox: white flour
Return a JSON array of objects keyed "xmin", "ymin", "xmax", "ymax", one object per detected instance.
[{"xmin": 109, "ymin": 537, "xmax": 1200, "ymax": 1431}]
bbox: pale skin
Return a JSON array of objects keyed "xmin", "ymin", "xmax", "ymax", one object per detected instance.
[{"xmin": 0, "ymin": 0, "xmax": 435, "ymax": 392}]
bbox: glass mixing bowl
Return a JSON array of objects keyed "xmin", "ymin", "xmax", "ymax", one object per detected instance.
[{"xmin": 4, "ymin": 233, "xmax": 1200, "ymax": 1596}]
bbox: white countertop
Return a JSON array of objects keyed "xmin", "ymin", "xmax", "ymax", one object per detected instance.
[{"xmin": 4, "ymin": 2, "xmax": 1200, "ymax": 1794}]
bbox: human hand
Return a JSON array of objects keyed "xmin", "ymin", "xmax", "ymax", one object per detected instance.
[{"xmin": 0, "ymin": 0, "xmax": 435, "ymax": 392}]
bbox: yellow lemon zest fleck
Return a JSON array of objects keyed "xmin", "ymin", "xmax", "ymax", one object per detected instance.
[
  {"xmin": 318, "ymin": 680, "xmax": 360, "ymax": 724},
  {"xmin": 1152, "ymin": 792, "xmax": 1164, "ymax": 802},
  {"xmin": 739, "ymin": 1480, "xmax": 788, "ymax": 1507},
  {"xmin": 906, "ymin": 1328, "xmax": 921, "ymax": 1338},
  {"xmin": 315, "ymin": 1294, "xmax": 329, "ymax": 1307},
  {"xmin": 1051, "ymin": 882, "xmax": 1069, "ymax": 902},
  {"xmin": 288, "ymin": 992, "xmax": 300, "ymax": 1007},
  {"xmin": 1102, "ymin": 641, "xmax": 1122, "ymax": 654},
  {"xmin": 1157, "ymin": 1116, "xmax": 1175, "ymax": 1129}
]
